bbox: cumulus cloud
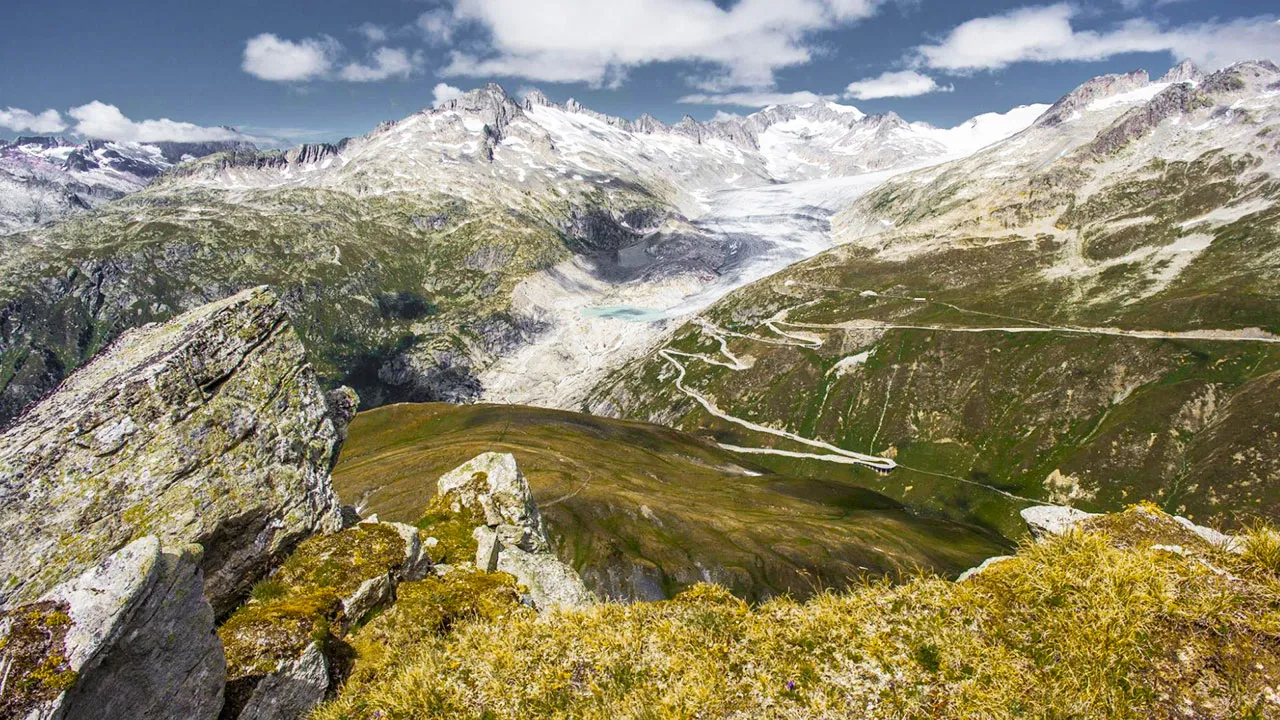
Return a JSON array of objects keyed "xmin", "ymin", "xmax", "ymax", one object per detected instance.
[
  {"xmin": 417, "ymin": 9, "xmax": 456, "ymax": 45},
  {"xmin": 432, "ymin": 0, "xmax": 888, "ymax": 89},
  {"xmin": 356, "ymin": 22, "xmax": 389, "ymax": 44},
  {"xmin": 432, "ymin": 83, "xmax": 466, "ymax": 108},
  {"xmin": 67, "ymin": 101, "xmax": 254, "ymax": 143},
  {"xmin": 678, "ymin": 90, "xmax": 835, "ymax": 108},
  {"xmin": 710, "ymin": 110, "xmax": 743, "ymax": 122},
  {"xmin": 340, "ymin": 47, "xmax": 422, "ymax": 82},
  {"xmin": 916, "ymin": 4, "xmax": 1280, "ymax": 73},
  {"xmin": 844, "ymin": 70, "xmax": 951, "ymax": 99},
  {"xmin": 0, "ymin": 107, "xmax": 68, "ymax": 134},
  {"xmin": 242, "ymin": 33, "xmax": 338, "ymax": 81}
]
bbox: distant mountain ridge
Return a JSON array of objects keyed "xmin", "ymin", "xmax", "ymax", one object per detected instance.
[{"xmin": 0, "ymin": 135, "xmax": 257, "ymax": 234}]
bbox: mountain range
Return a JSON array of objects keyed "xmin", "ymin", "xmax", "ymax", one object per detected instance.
[
  {"xmin": 1, "ymin": 59, "xmax": 1277, "ymax": 539},
  {"xmin": 0, "ymin": 135, "xmax": 255, "ymax": 233},
  {"xmin": 0, "ymin": 81, "xmax": 1045, "ymax": 422}
]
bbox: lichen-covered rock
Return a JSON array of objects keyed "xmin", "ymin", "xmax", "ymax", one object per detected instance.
[
  {"xmin": 1021, "ymin": 505, "xmax": 1100, "ymax": 539},
  {"xmin": 435, "ymin": 453, "xmax": 594, "ymax": 610},
  {"xmin": 0, "ymin": 286, "xmax": 353, "ymax": 613},
  {"xmin": 436, "ymin": 452, "xmax": 547, "ymax": 548},
  {"xmin": 1, "ymin": 536, "xmax": 225, "ymax": 720},
  {"xmin": 494, "ymin": 544, "xmax": 597, "ymax": 610},
  {"xmin": 955, "ymin": 555, "xmax": 1015, "ymax": 583},
  {"xmin": 232, "ymin": 642, "xmax": 328, "ymax": 720},
  {"xmin": 218, "ymin": 521, "xmax": 424, "ymax": 720},
  {"xmin": 1022, "ymin": 503, "xmax": 1242, "ymax": 553}
]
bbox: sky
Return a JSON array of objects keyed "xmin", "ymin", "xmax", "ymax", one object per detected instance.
[{"xmin": 1, "ymin": 0, "xmax": 1278, "ymax": 146}]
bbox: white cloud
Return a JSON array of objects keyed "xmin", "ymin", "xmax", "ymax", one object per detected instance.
[
  {"xmin": 710, "ymin": 110, "xmax": 743, "ymax": 122},
  {"xmin": 432, "ymin": 83, "xmax": 466, "ymax": 108},
  {"xmin": 845, "ymin": 70, "xmax": 951, "ymax": 99},
  {"xmin": 340, "ymin": 47, "xmax": 421, "ymax": 82},
  {"xmin": 916, "ymin": 4, "xmax": 1280, "ymax": 73},
  {"xmin": 356, "ymin": 22, "xmax": 389, "ymax": 44},
  {"xmin": 67, "ymin": 102, "xmax": 254, "ymax": 144},
  {"xmin": 434, "ymin": 0, "xmax": 887, "ymax": 89},
  {"xmin": 0, "ymin": 107, "xmax": 68, "ymax": 134},
  {"xmin": 678, "ymin": 90, "xmax": 835, "ymax": 108},
  {"xmin": 242, "ymin": 33, "xmax": 338, "ymax": 81},
  {"xmin": 417, "ymin": 9, "xmax": 456, "ymax": 45}
]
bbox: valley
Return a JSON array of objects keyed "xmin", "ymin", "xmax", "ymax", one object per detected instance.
[{"xmin": 331, "ymin": 402, "xmax": 1007, "ymax": 602}]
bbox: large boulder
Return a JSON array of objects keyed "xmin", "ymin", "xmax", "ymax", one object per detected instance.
[
  {"xmin": 435, "ymin": 453, "xmax": 594, "ymax": 610},
  {"xmin": 0, "ymin": 287, "xmax": 353, "ymax": 613},
  {"xmin": 0, "ymin": 537, "xmax": 225, "ymax": 720},
  {"xmin": 1021, "ymin": 503, "xmax": 1242, "ymax": 553}
]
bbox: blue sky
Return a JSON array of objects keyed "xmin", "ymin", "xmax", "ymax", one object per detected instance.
[{"xmin": 2, "ymin": 0, "xmax": 1278, "ymax": 146}]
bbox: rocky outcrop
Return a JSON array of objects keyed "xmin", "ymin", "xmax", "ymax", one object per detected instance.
[
  {"xmin": 1, "ymin": 537, "xmax": 225, "ymax": 720},
  {"xmin": 230, "ymin": 643, "xmax": 328, "ymax": 720},
  {"xmin": 0, "ymin": 286, "xmax": 353, "ymax": 613},
  {"xmin": 217, "ymin": 520, "xmax": 430, "ymax": 720},
  {"xmin": 1021, "ymin": 503, "xmax": 1242, "ymax": 552},
  {"xmin": 1090, "ymin": 82, "xmax": 1211, "ymax": 155},
  {"xmin": 1021, "ymin": 505, "xmax": 1100, "ymax": 539},
  {"xmin": 1159, "ymin": 60, "xmax": 1203, "ymax": 85},
  {"xmin": 1034, "ymin": 70, "xmax": 1151, "ymax": 128},
  {"xmin": 435, "ymin": 453, "xmax": 594, "ymax": 609}
]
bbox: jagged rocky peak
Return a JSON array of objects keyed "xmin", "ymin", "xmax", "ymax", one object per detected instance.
[
  {"xmin": 282, "ymin": 139, "xmax": 348, "ymax": 164},
  {"xmin": 631, "ymin": 113, "xmax": 667, "ymax": 134},
  {"xmin": 436, "ymin": 82, "xmax": 526, "ymax": 144},
  {"xmin": 1201, "ymin": 59, "xmax": 1280, "ymax": 96},
  {"xmin": 1035, "ymin": 69, "xmax": 1152, "ymax": 127},
  {"xmin": 522, "ymin": 88, "xmax": 556, "ymax": 109},
  {"xmin": 1159, "ymin": 59, "xmax": 1204, "ymax": 84},
  {"xmin": 0, "ymin": 285, "xmax": 355, "ymax": 614},
  {"xmin": 1090, "ymin": 80, "xmax": 1212, "ymax": 155},
  {"xmin": 7, "ymin": 135, "xmax": 73, "ymax": 150}
]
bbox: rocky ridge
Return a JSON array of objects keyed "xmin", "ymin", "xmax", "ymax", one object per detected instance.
[
  {"xmin": 0, "ymin": 286, "xmax": 352, "ymax": 611},
  {"xmin": 0, "ymin": 135, "xmax": 255, "ymax": 234}
]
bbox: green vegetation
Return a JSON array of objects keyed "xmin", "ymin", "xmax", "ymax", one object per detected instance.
[
  {"xmin": 0, "ymin": 601, "xmax": 78, "ymax": 718},
  {"xmin": 589, "ymin": 149, "xmax": 1280, "ymax": 536},
  {"xmin": 333, "ymin": 403, "xmax": 1008, "ymax": 601},
  {"xmin": 0, "ymin": 176, "xmax": 663, "ymax": 421},
  {"xmin": 218, "ymin": 523, "xmax": 406, "ymax": 679},
  {"xmin": 312, "ymin": 507, "xmax": 1280, "ymax": 719},
  {"xmin": 319, "ymin": 569, "xmax": 526, "ymax": 717}
]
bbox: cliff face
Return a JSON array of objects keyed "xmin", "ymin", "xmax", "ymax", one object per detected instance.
[{"xmin": 0, "ymin": 286, "xmax": 352, "ymax": 613}]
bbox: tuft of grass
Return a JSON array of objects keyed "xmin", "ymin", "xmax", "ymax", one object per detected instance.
[
  {"xmin": 1241, "ymin": 522, "xmax": 1280, "ymax": 575},
  {"xmin": 313, "ymin": 513, "xmax": 1280, "ymax": 720}
]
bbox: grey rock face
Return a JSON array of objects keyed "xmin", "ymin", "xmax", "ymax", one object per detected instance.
[
  {"xmin": 1035, "ymin": 70, "xmax": 1151, "ymax": 128},
  {"xmin": 0, "ymin": 286, "xmax": 351, "ymax": 613},
  {"xmin": 1159, "ymin": 60, "xmax": 1204, "ymax": 85},
  {"xmin": 233, "ymin": 642, "xmax": 328, "ymax": 720},
  {"xmin": 436, "ymin": 452, "xmax": 548, "ymax": 548},
  {"xmin": 1091, "ymin": 82, "xmax": 1211, "ymax": 155},
  {"xmin": 437, "ymin": 453, "xmax": 594, "ymax": 610},
  {"xmin": 2, "ymin": 537, "xmax": 225, "ymax": 720},
  {"xmin": 1020, "ymin": 505, "xmax": 1100, "ymax": 539}
]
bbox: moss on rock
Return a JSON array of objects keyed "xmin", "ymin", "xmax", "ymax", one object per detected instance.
[
  {"xmin": 0, "ymin": 601, "xmax": 78, "ymax": 718},
  {"xmin": 218, "ymin": 522, "xmax": 407, "ymax": 680}
]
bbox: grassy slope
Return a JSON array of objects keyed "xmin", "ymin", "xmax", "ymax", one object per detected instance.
[
  {"xmin": 331, "ymin": 403, "xmax": 1008, "ymax": 602},
  {"xmin": 588, "ymin": 149, "xmax": 1280, "ymax": 536},
  {"xmin": 315, "ymin": 507, "xmax": 1280, "ymax": 720}
]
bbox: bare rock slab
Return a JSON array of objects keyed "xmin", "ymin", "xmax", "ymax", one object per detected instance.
[
  {"xmin": 1, "ymin": 536, "xmax": 225, "ymax": 720},
  {"xmin": 0, "ymin": 286, "xmax": 354, "ymax": 613}
]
